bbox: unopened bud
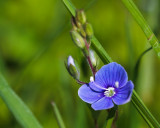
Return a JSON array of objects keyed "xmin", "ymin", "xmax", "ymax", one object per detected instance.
[
  {"xmin": 72, "ymin": 23, "xmax": 78, "ymax": 31},
  {"xmin": 65, "ymin": 56, "xmax": 80, "ymax": 79},
  {"xmin": 76, "ymin": 21, "xmax": 82, "ymax": 28},
  {"xmin": 71, "ymin": 17, "xmax": 78, "ymax": 31},
  {"xmin": 70, "ymin": 30, "xmax": 85, "ymax": 49},
  {"xmin": 77, "ymin": 27, "xmax": 86, "ymax": 38},
  {"xmin": 90, "ymin": 50, "xmax": 98, "ymax": 68},
  {"xmin": 76, "ymin": 10, "xmax": 86, "ymax": 25},
  {"xmin": 85, "ymin": 23, "xmax": 94, "ymax": 39}
]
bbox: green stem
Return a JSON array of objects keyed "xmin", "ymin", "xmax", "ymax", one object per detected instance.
[
  {"xmin": 51, "ymin": 102, "xmax": 66, "ymax": 128},
  {"xmin": 91, "ymin": 36, "xmax": 113, "ymax": 63},
  {"xmin": 133, "ymin": 47, "xmax": 152, "ymax": 83},
  {"xmin": 62, "ymin": 0, "xmax": 160, "ymax": 127},
  {"xmin": 0, "ymin": 74, "xmax": 42, "ymax": 128},
  {"xmin": 121, "ymin": 0, "xmax": 160, "ymax": 58}
]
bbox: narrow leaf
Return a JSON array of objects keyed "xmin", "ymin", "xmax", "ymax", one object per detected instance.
[
  {"xmin": 0, "ymin": 74, "xmax": 42, "ymax": 128},
  {"xmin": 51, "ymin": 102, "xmax": 66, "ymax": 128}
]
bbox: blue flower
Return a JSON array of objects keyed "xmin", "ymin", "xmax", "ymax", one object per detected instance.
[{"xmin": 78, "ymin": 62, "xmax": 134, "ymax": 110}]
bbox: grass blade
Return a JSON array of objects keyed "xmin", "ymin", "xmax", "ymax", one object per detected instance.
[
  {"xmin": 51, "ymin": 102, "xmax": 66, "ymax": 128},
  {"xmin": 121, "ymin": 0, "xmax": 160, "ymax": 58},
  {"xmin": 63, "ymin": 0, "xmax": 76, "ymax": 16},
  {"xmin": 0, "ymin": 74, "xmax": 42, "ymax": 128}
]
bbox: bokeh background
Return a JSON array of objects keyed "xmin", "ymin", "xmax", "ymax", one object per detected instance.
[{"xmin": 0, "ymin": 0, "xmax": 160, "ymax": 127}]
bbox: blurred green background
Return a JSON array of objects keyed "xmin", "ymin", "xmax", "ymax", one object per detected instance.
[{"xmin": 0, "ymin": 0, "xmax": 160, "ymax": 127}]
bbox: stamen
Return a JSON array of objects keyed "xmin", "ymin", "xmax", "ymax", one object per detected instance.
[
  {"xmin": 104, "ymin": 87, "xmax": 115, "ymax": 97},
  {"xmin": 90, "ymin": 76, "xmax": 94, "ymax": 82},
  {"xmin": 115, "ymin": 81, "xmax": 119, "ymax": 88}
]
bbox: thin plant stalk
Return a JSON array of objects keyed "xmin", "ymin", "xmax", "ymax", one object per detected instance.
[{"xmin": 51, "ymin": 102, "xmax": 66, "ymax": 128}]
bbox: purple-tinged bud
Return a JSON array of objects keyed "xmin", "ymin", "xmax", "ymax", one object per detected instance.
[
  {"xmin": 70, "ymin": 30, "xmax": 85, "ymax": 49},
  {"xmin": 76, "ymin": 10, "xmax": 86, "ymax": 25},
  {"xmin": 89, "ymin": 50, "xmax": 98, "ymax": 68},
  {"xmin": 65, "ymin": 56, "xmax": 80, "ymax": 79},
  {"xmin": 85, "ymin": 23, "xmax": 94, "ymax": 39}
]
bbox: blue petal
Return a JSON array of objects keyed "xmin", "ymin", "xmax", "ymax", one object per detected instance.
[
  {"xmin": 91, "ymin": 97, "xmax": 114, "ymax": 110},
  {"xmin": 95, "ymin": 62, "xmax": 128, "ymax": 88},
  {"xmin": 89, "ymin": 82, "xmax": 106, "ymax": 92},
  {"xmin": 78, "ymin": 84, "xmax": 103, "ymax": 104},
  {"xmin": 112, "ymin": 81, "xmax": 134, "ymax": 105}
]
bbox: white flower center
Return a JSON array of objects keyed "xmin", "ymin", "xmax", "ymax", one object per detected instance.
[{"xmin": 104, "ymin": 87, "xmax": 115, "ymax": 97}]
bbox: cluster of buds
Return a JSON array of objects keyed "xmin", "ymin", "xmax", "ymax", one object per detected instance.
[
  {"xmin": 70, "ymin": 10, "xmax": 94, "ymax": 49},
  {"xmin": 66, "ymin": 10, "xmax": 98, "ymax": 84}
]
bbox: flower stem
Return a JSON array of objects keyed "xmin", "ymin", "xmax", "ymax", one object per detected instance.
[
  {"xmin": 76, "ymin": 79, "xmax": 87, "ymax": 85},
  {"xmin": 133, "ymin": 47, "xmax": 152, "ymax": 83},
  {"xmin": 84, "ymin": 39, "xmax": 96, "ymax": 78},
  {"xmin": 94, "ymin": 119, "xmax": 99, "ymax": 128},
  {"xmin": 51, "ymin": 102, "xmax": 66, "ymax": 128},
  {"xmin": 86, "ymin": 55, "xmax": 96, "ymax": 77}
]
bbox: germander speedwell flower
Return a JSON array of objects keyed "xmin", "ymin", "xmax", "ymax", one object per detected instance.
[{"xmin": 78, "ymin": 62, "xmax": 134, "ymax": 110}]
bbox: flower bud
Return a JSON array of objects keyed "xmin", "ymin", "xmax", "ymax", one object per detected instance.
[
  {"xmin": 85, "ymin": 23, "xmax": 94, "ymax": 39},
  {"xmin": 77, "ymin": 27, "xmax": 86, "ymax": 38},
  {"xmin": 76, "ymin": 10, "xmax": 86, "ymax": 25},
  {"xmin": 70, "ymin": 30, "xmax": 85, "ymax": 49},
  {"xmin": 90, "ymin": 50, "xmax": 98, "ymax": 68},
  {"xmin": 71, "ymin": 17, "xmax": 78, "ymax": 31},
  {"xmin": 65, "ymin": 56, "xmax": 80, "ymax": 79}
]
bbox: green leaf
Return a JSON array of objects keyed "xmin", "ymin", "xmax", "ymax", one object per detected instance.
[
  {"xmin": 0, "ymin": 74, "xmax": 42, "ymax": 128},
  {"xmin": 63, "ymin": 0, "xmax": 76, "ymax": 16},
  {"xmin": 91, "ymin": 36, "xmax": 113, "ymax": 64}
]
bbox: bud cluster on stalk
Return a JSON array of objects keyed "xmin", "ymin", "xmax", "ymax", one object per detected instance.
[
  {"xmin": 70, "ymin": 10, "xmax": 94, "ymax": 49},
  {"xmin": 66, "ymin": 10, "xmax": 99, "ymax": 84}
]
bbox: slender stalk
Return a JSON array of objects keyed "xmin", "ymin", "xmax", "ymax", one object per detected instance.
[
  {"xmin": 86, "ymin": 55, "xmax": 96, "ymax": 77},
  {"xmin": 0, "ymin": 74, "xmax": 42, "ymax": 128},
  {"xmin": 76, "ymin": 79, "xmax": 87, "ymax": 85},
  {"xmin": 94, "ymin": 119, "xmax": 99, "ymax": 128},
  {"xmin": 91, "ymin": 36, "xmax": 113, "ymax": 63},
  {"xmin": 133, "ymin": 47, "xmax": 152, "ymax": 83},
  {"xmin": 62, "ymin": 0, "xmax": 160, "ymax": 127},
  {"xmin": 84, "ymin": 38, "xmax": 96, "ymax": 78},
  {"xmin": 51, "ymin": 102, "xmax": 66, "ymax": 128},
  {"xmin": 121, "ymin": 0, "xmax": 160, "ymax": 58}
]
